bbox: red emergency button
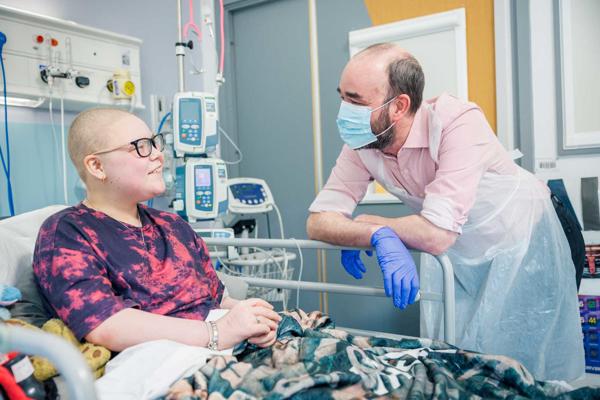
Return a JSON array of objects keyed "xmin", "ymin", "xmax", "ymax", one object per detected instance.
[{"xmin": 36, "ymin": 35, "xmax": 44, "ymax": 43}]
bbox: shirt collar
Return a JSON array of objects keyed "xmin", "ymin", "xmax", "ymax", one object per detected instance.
[{"xmin": 399, "ymin": 103, "xmax": 430, "ymax": 150}]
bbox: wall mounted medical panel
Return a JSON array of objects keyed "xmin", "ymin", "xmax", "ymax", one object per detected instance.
[{"xmin": 0, "ymin": 4, "xmax": 144, "ymax": 111}]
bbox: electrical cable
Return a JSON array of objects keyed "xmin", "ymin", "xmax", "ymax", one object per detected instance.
[
  {"xmin": 271, "ymin": 203, "xmax": 289, "ymax": 308},
  {"xmin": 266, "ymin": 212, "xmax": 272, "ymax": 238},
  {"xmin": 148, "ymin": 112, "xmax": 172, "ymax": 209},
  {"xmin": 60, "ymin": 95, "xmax": 68, "ymax": 204},
  {"xmin": 217, "ymin": 125, "xmax": 242, "ymax": 165},
  {"xmin": 218, "ymin": 0, "xmax": 225, "ymax": 77},
  {"xmin": 0, "ymin": 35, "xmax": 15, "ymax": 216},
  {"xmin": 157, "ymin": 112, "xmax": 172, "ymax": 134},
  {"xmin": 291, "ymin": 238, "xmax": 304, "ymax": 310},
  {"xmin": 128, "ymin": 92, "xmax": 136, "ymax": 113},
  {"xmin": 247, "ymin": 246, "xmax": 287, "ymax": 310},
  {"xmin": 218, "ymin": 246, "xmax": 289, "ymax": 310},
  {"xmin": 48, "ymin": 92, "xmax": 60, "ymax": 178},
  {"xmin": 272, "ymin": 202, "xmax": 285, "ymax": 239}
]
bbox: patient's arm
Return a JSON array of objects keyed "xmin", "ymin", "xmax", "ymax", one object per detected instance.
[
  {"xmin": 86, "ymin": 299, "xmax": 281, "ymax": 352},
  {"xmin": 220, "ymin": 296, "xmax": 239, "ymax": 309}
]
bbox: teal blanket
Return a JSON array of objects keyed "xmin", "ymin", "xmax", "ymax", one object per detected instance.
[{"xmin": 163, "ymin": 310, "xmax": 599, "ymax": 399}]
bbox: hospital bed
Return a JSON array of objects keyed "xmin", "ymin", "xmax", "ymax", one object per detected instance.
[
  {"xmin": 0, "ymin": 206, "xmax": 456, "ymax": 399},
  {"xmin": 203, "ymin": 237, "xmax": 456, "ymax": 344},
  {"xmin": 2, "ymin": 208, "xmax": 598, "ymax": 399}
]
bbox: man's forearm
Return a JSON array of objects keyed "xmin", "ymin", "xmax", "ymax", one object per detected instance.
[
  {"xmin": 355, "ymin": 214, "xmax": 457, "ymax": 255},
  {"xmin": 306, "ymin": 211, "xmax": 384, "ymax": 246}
]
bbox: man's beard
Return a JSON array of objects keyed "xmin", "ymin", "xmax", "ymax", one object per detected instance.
[{"xmin": 360, "ymin": 108, "xmax": 395, "ymax": 150}]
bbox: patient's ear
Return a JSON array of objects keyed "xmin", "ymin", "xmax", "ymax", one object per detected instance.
[{"xmin": 83, "ymin": 155, "xmax": 106, "ymax": 182}]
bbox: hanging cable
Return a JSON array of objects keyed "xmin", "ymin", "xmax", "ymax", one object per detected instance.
[
  {"xmin": 128, "ymin": 92, "xmax": 136, "ymax": 113},
  {"xmin": 148, "ymin": 111, "xmax": 173, "ymax": 209},
  {"xmin": 48, "ymin": 92, "xmax": 60, "ymax": 177},
  {"xmin": 291, "ymin": 238, "xmax": 304, "ymax": 310},
  {"xmin": 60, "ymin": 95, "xmax": 68, "ymax": 204},
  {"xmin": 218, "ymin": 0, "xmax": 225, "ymax": 79},
  {"xmin": 157, "ymin": 112, "xmax": 172, "ymax": 134},
  {"xmin": 0, "ymin": 32, "xmax": 15, "ymax": 216},
  {"xmin": 217, "ymin": 125, "xmax": 242, "ymax": 165},
  {"xmin": 272, "ymin": 203, "xmax": 285, "ymax": 239}
]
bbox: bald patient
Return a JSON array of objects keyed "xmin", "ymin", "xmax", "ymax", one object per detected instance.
[{"xmin": 33, "ymin": 108, "xmax": 281, "ymax": 352}]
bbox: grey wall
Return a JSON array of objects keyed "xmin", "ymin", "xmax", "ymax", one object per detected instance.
[
  {"xmin": 315, "ymin": 0, "xmax": 420, "ymax": 335},
  {"xmin": 221, "ymin": 0, "xmax": 421, "ymax": 336}
]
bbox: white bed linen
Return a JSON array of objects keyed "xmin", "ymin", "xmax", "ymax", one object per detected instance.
[{"xmin": 95, "ymin": 309, "xmax": 232, "ymax": 400}]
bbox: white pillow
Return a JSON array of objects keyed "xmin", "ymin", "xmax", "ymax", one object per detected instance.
[
  {"xmin": 0, "ymin": 205, "xmax": 68, "ymax": 286},
  {"xmin": 0, "ymin": 226, "xmax": 33, "ymax": 286}
]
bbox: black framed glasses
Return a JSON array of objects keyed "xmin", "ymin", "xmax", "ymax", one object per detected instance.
[{"xmin": 93, "ymin": 134, "xmax": 165, "ymax": 158}]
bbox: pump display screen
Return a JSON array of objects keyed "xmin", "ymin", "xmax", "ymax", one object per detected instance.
[
  {"xmin": 195, "ymin": 168, "xmax": 211, "ymax": 187},
  {"xmin": 180, "ymin": 99, "xmax": 201, "ymax": 121}
]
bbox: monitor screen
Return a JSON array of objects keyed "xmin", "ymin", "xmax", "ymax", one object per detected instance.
[
  {"xmin": 180, "ymin": 98, "xmax": 202, "ymax": 121},
  {"xmin": 195, "ymin": 167, "xmax": 211, "ymax": 187}
]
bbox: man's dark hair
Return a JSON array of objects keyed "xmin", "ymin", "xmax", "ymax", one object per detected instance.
[
  {"xmin": 358, "ymin": 43, "xmax": 425, "ymax": 114},
  {"xmin": 387, "ymin": 56, "xmax": 424, "ymax": 114}
]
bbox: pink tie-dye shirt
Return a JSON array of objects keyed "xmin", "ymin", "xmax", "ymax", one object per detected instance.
[{"xmin": 33, "ymin": 203, "xmax": 224, "ymax": 340}]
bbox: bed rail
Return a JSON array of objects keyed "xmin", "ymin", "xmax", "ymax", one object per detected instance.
[
  {"xmin": 0, "ymin": 324, "xmax": 97, "ymax": 400},
  {"xmin": 204, "ymin": 237, "xmax": 456, "ymax": 344}
]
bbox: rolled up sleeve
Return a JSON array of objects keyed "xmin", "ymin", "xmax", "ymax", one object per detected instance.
[
  {"xmin": 309, "ymin": 145, "xmax": 372, "ymax": 217},
  {"xmin": 421, "ymin": 109, "xmax": 495, "ymax": 234}
]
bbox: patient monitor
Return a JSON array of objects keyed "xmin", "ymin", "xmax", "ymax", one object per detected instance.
[
  {"xmin": 174, "ymin": 158, "xmax": 228, "ymax": 222},
  {"xmin": 227, "ymin": 178, "xmax": 274, "ymax": 214},
  {"xmin": 172, "ymin": 92, "xmax": 218, "ymax": 157}
]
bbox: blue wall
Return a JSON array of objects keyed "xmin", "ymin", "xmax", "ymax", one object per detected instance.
[
  {"xmin": 0, "ymin": 0, "xmax": 199, "ymax": 215},
  {"xmin": 0, "ymin": 120, "xmax": 81, "ymax": 214},
  {"xmin": 219, "ymin": 0, "xmax": 422, "ymax": 336}
]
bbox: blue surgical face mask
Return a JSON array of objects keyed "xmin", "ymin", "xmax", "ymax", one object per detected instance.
[{"xmin": 336, "ymin": 97, "xmax": 397, "ymax": 149}]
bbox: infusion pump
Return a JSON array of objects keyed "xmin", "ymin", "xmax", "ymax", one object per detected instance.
[
  {"xmin": 174, "ymin": 158, "xmax": 228, "ymax": 222},
  {"xmin": 172, "ymin": 92, "xmax": 218, "ymax": 156}
]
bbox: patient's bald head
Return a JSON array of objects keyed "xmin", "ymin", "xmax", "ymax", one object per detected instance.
[{"xmin": 68, "ymin": 108, "xmax": 133, "ymax": 181}]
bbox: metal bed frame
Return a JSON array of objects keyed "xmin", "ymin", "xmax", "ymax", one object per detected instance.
[
  {"xmin": 0, "ymin": 324, "xmax": 96, "ymax": 400},
  {"xmin": 204, "ymin": 238, "xmax": 456, "ymax": 344},
  {"xmin": 0, "ymin": 239, "xmax": 454, "ymax": 400}
]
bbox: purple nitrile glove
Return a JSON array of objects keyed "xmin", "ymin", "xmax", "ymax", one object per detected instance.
[
  {"xmin": 370, "ymin": 227, "xmax": 419, "ymax": 309},
  {"xmin": 340, "ymin": 249, "xmax": 373, "ymax": 279}
]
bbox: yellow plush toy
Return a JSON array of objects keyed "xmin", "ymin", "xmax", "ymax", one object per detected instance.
[{"xmin": 6, "ymin": 318, "xmax": 111, "ymax": 381}]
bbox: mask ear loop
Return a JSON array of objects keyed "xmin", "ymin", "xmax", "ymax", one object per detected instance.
[
  {"xmin": 370, "ymin": 95, "xmax": 399, "ymax": 112},
  {"xmin": 372, "ymin": 96, "xmax": 399, "ymax": 137}
]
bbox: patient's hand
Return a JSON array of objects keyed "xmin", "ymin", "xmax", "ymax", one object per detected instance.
[
  {"xmin": 248, "ymin": 326, "xmax": 277, "ymax": 347},
  {"xmin": 215, "ymin": 298, "xmax": 281, "ymax": 349}
]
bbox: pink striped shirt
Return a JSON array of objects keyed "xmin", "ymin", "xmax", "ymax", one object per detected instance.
[{"xmin": 309, "ymin": 94, "xmax": 518, "ymax": 233}]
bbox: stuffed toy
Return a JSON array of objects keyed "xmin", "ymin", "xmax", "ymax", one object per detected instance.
[{"xmin": 5, "ymin": 318, "xmax": 111, "ymax": 381}]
